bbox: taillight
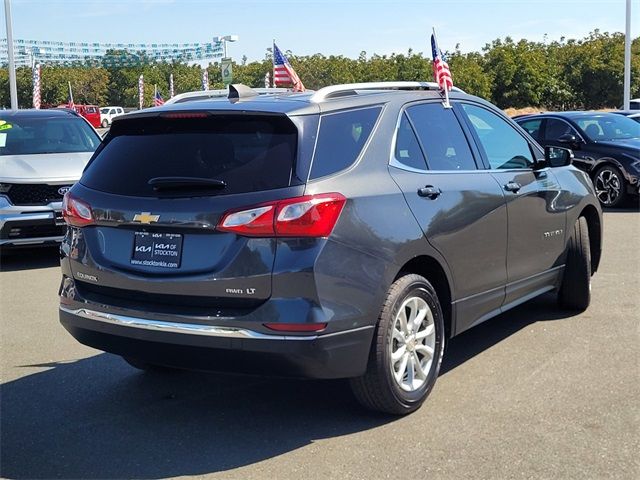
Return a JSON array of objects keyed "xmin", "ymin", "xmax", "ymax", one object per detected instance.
[
  {"xmin": 62, "ymin": 192, "xmax": 94, "ymax": 227},
  {"xmin": 217, "ymin": 193, "xmax": 346, "ymax": 238}
]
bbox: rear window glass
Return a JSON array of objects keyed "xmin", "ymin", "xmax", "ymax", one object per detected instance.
[
  {"xmin": 406, "ymin": 104, "xmax": 477, "ymax": 171},
  {"xmin": 310, "ymin": 107, "xmax": 381, "ymax": 179},
  {"xmin": 394, "ymin": 113, "xmax": 427, "ymax": 170},
  {"xmin": 0, "ymin": 116, "xmax": 100, "ymax": 156},
  {"xmin": 81, "ymin": 114, "xmax": 298, "ymax": 197}
]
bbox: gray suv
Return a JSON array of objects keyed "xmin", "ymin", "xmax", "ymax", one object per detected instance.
[{"xmin": 59, "ymin": 82, "xmax": 602, "ymax": 415}]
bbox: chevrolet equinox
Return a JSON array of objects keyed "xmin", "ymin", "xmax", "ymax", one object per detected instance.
[{"xmin": 59, "ymin": 82, "xmax": 603, "ymax": 415}]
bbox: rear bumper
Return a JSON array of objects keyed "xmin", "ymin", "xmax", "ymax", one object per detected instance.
[{"xmin": 59, "ymin": 306, "xmax": 374, "ymax": 379}]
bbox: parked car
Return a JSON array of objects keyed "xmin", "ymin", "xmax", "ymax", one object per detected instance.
[
  {"xmin": 59, "ymin": 82, "xmax": 602, "ymax": 415},
  {"xmin": 516, "ymin": 112, "xmax": 640, "ymax": 207},
  {"xmin": 99, "ymin": 106, "xmax": 124, "ymax": 127},
  {"xmin": 0, "ymin": 109, "xmax": 101, "ymax": 249},
  {"xmin": 611, "ymin": 110, "xmax": 640, "ymax": 123},
  {"xmin": 619, "ymin": 98, "xmax": 640, "ymax": 110},
  {"xmin": 75, "ymin": 105, "xmax": 101, "ymax": 128}
]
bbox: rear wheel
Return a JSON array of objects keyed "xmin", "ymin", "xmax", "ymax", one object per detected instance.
[
  {"xmin": 558, "ymin": 216, "xmax": 591, "ymax": 311},
  {"xmin": 594, "ymin": 165, "xmax": 626, "ymax": 208},
  {"xmin": 122, "ymin": 356, "xmax": 178, "ymax": 373},
  {"xmin": 350, "ymin": 274, "xmax": 445, "ymax": 415}
]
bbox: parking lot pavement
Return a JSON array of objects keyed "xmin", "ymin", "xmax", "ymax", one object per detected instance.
[{"xmin": 1, "ymin": 210, "xmax": 638, "ymax": 480}]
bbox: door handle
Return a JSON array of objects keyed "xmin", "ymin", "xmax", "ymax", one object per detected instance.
[
  {"xmin": 417, "ymin": 185, "xmax": 441, "ymax": 199},
  {"xmin": 504, "ymin": 181, "xmax": 521, "ymax": 193}
]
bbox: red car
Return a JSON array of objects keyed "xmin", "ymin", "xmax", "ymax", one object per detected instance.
[{"xmin": 57, "ymin": 105, "xmax": 101, "ymax": 128}]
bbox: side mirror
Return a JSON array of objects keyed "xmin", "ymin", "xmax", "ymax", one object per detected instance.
[
  {"xmin": 557, "ymin": 133, "xmax": 583, "ymax": 149},
  {"xmin": 557, "ymin": 133, "xmax": 577, "ymax": 144},
  {"xmin": 545, "ymin": 146, "xmax": 573, "ymax": 168}
]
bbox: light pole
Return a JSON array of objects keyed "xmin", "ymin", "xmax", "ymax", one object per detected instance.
[
  {"xmin": 213, "ymin": 35, "xmax": 238, "ymax": 86},
  {"xmin": 623, "ymin": 0, "xmax": 632, "ymax": 110},
  {"xmin": 4, "ymin": 0, "xmax": 18, "ymax": 109},
  {"xmin": 213, "ymin": 35, "xmax": 239, "ymax": 60}
]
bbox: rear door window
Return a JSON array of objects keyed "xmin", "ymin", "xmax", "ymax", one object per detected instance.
[
  {"xmin": 518, "ymin": 118, "xmax": 544, "ymax": 143},
  {"xmin": 309, "ymin": 106, "xmax": 381, "ymax": 179},
  {"xmin": 393, "ymin": 113, "xmax": 428, "ymax": 170},
  {"xmin": 81, "ymin": 114, "xmax": 298, "ymax": 197},
  {"xmin": 406, "ymin": 103, "xmax": 477, "ymax": 171}
]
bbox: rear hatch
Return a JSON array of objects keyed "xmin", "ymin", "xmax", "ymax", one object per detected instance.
[{"xmin": 67, "ymin": 111, "xmax": 304, "ymax": 314}]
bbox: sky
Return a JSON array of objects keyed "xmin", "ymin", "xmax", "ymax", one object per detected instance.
[{"xmin": 1, "ymin": 0, "xmax": 634, "ymax": 62}]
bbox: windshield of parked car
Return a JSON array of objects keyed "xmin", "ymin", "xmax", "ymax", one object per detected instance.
[
  {"xmin": 0, "ymin": 116, "xmax": 101, "ymax": 155},
  {"xmin": 100, "ymin": 108, "xmax": 109, "ymax": 114},
  {"xmin": 575, "ymin": 114, "xmax": 640, "ymax": 141}
]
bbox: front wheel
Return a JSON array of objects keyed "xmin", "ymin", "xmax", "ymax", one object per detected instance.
[
  {"xmin": 594, "ymin": 165, "xmax": 626, "ymax": 208},
  {"xmin": 350, "ymin": 274, "xmax": 445, "ymax": 415},
  {"xmin": 101, "ymin": 119, "xmax": 109, "ymax": 128}
]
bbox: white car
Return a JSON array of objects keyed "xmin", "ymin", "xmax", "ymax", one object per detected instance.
[
  {"xmin": 99, "ymin": 106, "xmax": 124, "ymax": 127},
  {"xmin": 0, "ymin": 109, "xmax": 101, "ymax": 248}
]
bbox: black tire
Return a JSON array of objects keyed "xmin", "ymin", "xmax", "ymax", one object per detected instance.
[
  {"xmin": 350, "ymin": 274, "xmax": 445, "ymax": 415},
  {"xmin": 558, "ymin": 216, "xmax": 591, "ymax": 311},
  {"xmin": 101, "ymin": 119, "xmax": 109, "ymax": 128},
  {"xmin": 593, "ymin": 164, "xmax": 627, "ymax": 208},
  {"xmin": 122, "ymin": 356, "xmax": 178, "ymax": 373}
]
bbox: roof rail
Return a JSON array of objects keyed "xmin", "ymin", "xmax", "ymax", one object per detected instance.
[{"xmin": 309, "ymin": 81, "xmax": 464, "ymax": 102}]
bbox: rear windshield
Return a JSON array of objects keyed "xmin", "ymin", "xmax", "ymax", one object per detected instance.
[
  {"xmin": 81, "ymin": 114, "xmax": 298, "ymax": 197},
  {"xmin": 0, "ymin": 115, "xmax": 100, "ymax": 156}
]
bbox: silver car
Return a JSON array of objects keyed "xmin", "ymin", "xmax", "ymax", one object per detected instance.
[{"xmin": 0, "ymin": 109, "xmax": 101, "ymax": 248}]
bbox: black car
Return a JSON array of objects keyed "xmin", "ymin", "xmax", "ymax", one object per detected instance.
[
  {"xmin": 516, "ymin": 112, "xmax": 640, "ymax": 208},
  {"xmin": 611, "ymin": 110, "xmax": 640, "ymax": 123},
  {"xmin": 59, "ymin": 82, "xmax": 603, "ymax": 415}
]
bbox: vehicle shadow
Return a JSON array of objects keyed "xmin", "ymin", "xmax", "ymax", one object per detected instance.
[
  {"xmin": 0, "ymin": 246, "xmax": 60, "ymax": 272},
  {"xmin": 1, "ymin": 293, "xmax": 575, "ymax": 479},
  {"xmin": 441, "ymin": 292, "xmax": 575, "ymax": 375}
]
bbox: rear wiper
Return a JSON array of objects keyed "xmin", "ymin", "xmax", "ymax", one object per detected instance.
[{"xmin": 148, "ymin": 176, "xmax": 227, "ymax": 191}]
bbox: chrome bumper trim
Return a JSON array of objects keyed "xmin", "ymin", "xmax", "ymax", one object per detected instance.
[{"xmin": 59, "ymin": 306, "xmax": 373, "ymax": 341}]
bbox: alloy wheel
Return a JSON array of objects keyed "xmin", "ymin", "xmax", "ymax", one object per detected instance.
[
  {"xmin": 595, "ymin": 168, "xmax": 621, "ymax": 206},
  {"xmin": 389, "ymin": 295, "xmax": 436, "ymax": 392}
]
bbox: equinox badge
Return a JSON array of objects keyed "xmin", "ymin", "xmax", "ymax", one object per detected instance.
[{"xmin": 133, "ymin": 212, "xmax": 160, "ymax": 224}]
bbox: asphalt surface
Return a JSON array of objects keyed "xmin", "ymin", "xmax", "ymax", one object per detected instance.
[{"xmin": 1, "ymin": 209, "xmax": 638, "ymax": 479}]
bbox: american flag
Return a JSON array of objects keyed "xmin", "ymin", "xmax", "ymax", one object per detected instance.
[
  {"xmin": 273, "ymin": 43, "xmax": 305, "ymax": 92},
  {"xmin": 67, "ymin": 81, "xmax": 75, "ymax": 109},
  {"xmin": 153, "ymin": 87, "xmax": 165, "ymax": 107},
  {"xmin": 32, "ymin": 64, "xmax": 41, "ymax": 109},
  {"xmin": 431, "ymin": 33, "xmax": 453, "ymax": 92}
]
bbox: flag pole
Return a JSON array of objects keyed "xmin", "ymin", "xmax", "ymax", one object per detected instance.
[
  {"xmin": 68, "ymin": 81, "xmax": 74, "ymax": 106},
  {"xmin": 432, "ymin": 27, "xmax": 451, "ymax": 108},
  {"xmin": 272, "ymin": 39, "xmax": 276, "ymax": 88}
]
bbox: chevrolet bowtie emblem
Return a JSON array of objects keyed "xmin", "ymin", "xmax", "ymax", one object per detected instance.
[{"xmin": 133, "ymin": 212, "xmax": 160, "ymax": 224}]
